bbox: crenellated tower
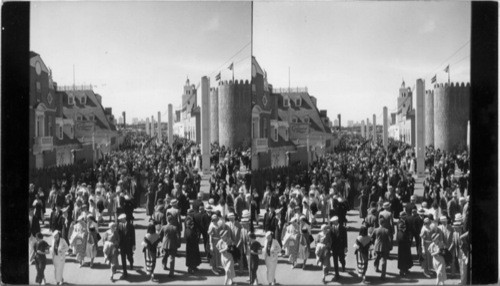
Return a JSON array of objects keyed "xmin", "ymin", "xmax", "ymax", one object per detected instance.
[
  {"xmin": 433, "ymin": 82, "xmax": 470, "ymax": 152},
  {"xmin": 218, "ymin": 79, "xmax": 252, "ymax": 149}
]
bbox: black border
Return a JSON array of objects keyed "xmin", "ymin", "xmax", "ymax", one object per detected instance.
[
  {"xmin": 1, "ymin": 2, "xmax": 30, "ymax": 284},
  {"xmin": 470, "ymin": 2, "xmax": 498, "ymax": 284}
]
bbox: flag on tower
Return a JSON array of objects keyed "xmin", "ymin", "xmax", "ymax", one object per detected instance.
[
  {"xmin": 215, "ymin": 72, "xmax": 221, "ymax": 81},
  {"xmin": 431, "ymin": 75, "xmax": 437, "ymax": 83},
  {"xmin": 228, "ymin": 63, "xmax": 233, "ymax": 70},
  {"xmin": 444, "ymin": 65, "xmax": 450, "ymax": 73}
]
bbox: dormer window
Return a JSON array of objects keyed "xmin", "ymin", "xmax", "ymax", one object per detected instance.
[
  {"xmin": 296, "ymin": 98, "xmax": 301, "ymax": 107},
  {"xmin": 68, "ymin": 95, "xmax": 74, "ymax": 105},
  {"xmin": 89, "ymin": 115, "xmax": 95, "ymax": 122},
  {"xmin": 283, "ymin": 98, "xmax": 289, "ymax": 107},
  {"xmin": 304, "ymin": 116, "xmax": 310, "ymax": 123},
  {"xmin": 77, "ymin": 115, "xmax": 83, "ymax": 121},
  {"xmin": 273, "ymin": 127, "xmax": 278, "ymax": 142},
  {"xmin": 80, "ymin": 96, "xmax": 86, "ymax": 105},
  {"xmin": 292, "ymin": 117, "xmax": 298, "ymax": 123}
]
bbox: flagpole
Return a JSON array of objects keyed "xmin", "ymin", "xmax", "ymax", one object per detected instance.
[
  {"xmin": 448, "ymin": 68, "xmax": 450, "ymax": 85},
  {"xmin": 232, "ymin": 64, "xmax": 234, "ymax": 82}
]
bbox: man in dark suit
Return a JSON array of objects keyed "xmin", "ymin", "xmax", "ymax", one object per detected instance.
[
  {"xmin": 371, "ymin": 217, "xmax": 391, "ymax": 280},
  {"xmin": 194, "ymin": 205, "xmax": 211, "ymax": 258},
  {"xmin": 117, "ymin": 213, "xmax": 136, "ymax": 278},
  {"xmin": 192, "ymin": 192, "xmax": 204, "ymax": 213},
  {"xmin": 160, "ymin": 215, "xmax": 180, "ymax": 277},
  {"xmin": 406, "ymin": 208, "xmax": 423, "ymax": 257},
  {"xmin": 263, "ymin": 206, "xmax": 278, "ymax": 235},
  {"xmin": 329, "ymin": 216, "xmax": 347, "ymax": 280},
  {"xmin": 49, "ymin": 204, "xmax": 64, "ymax": 233}
]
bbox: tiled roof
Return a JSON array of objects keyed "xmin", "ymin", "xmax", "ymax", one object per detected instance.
[
  {"xmin": 61, "ymin": 89, "xmax": 115, "ymax": 133},
  {"xmin": 276, "ymin": 92, "xmax": 330, "ymax": 134}
]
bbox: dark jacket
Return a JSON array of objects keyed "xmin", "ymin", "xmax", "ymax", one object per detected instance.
[
  {"xmin": 160, "ymin": 224, "xmax": 180, "ymax": 250},
  {"xmin": 371, "ymin": 226, "xmax": 391, "ymax": 253},
  {"xmin": 118, "ymin": 221, "xmax": 136, "ymax": 250}
]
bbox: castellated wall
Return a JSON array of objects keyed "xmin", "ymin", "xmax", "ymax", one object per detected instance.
[
  {"xmin": 425, "ymin": 90, "xmax": 434, "ymax": 146},
  {"xmin": 433, "ymin": 82, "xmax": 470, "ymax": 152},
  {"xmin": 218, "ymin": 80, "xmax": 252, "ymax": 149},
  {"xmin": 210, "ymin": 87, "xmax": 219, "ymax": 144}
]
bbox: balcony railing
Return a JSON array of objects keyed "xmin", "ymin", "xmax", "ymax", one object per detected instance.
[
  {"xmin": 252, "ymin": 138, "xmax": 268, "ymax": 153},
  {"xmin": 33, "ymin": 136, "xmax": 54, "ymax": 153}
]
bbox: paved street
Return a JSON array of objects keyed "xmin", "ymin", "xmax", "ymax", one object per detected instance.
[
  {"xmin": 30, "ymin": 175, "xmax": 250, "ymax": 285},
  {"xmin": 254, "ymin": 175, "xmax": 463, "ymax": 285}
]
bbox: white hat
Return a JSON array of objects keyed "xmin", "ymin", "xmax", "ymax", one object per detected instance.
[
  {"xmin": 330, "ymin": 216, "xmax": 339, "ymax": 222},
  {"xmin": 118, "ymin": 214, "xmax": 127, "ymax": 220}
]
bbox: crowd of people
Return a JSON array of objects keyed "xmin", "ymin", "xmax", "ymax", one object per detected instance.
[
  {"xmin": 29, "ymin": 131, "xmax": 471, "ymax": 285},
  {"xmin": 252, "ymin": 136, "xmax": 471, "ymax": 285},
  {"xmin": 29, "ymin": 132, "xmax": 252, "ymax": 285}
]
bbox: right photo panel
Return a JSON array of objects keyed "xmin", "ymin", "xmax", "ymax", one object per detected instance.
[{"xmin": 250, "ymin": 2, "xmax": 470, "ymax": 285}]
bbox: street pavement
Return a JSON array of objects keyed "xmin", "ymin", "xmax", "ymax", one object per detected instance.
[
  {"xmin": 30, "ymin": 175, "xmax": 250, "ymax": 285},
  {"xmin": 253, "ymin": 175, "xmax": 464, "ymax": 285}
]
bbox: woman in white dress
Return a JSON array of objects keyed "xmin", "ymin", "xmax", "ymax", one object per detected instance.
[
  {"xmin": 51, "ymin": 230, "xmax": 69, "ymax": 285},
  {"xmin": 263, "ymin": 231, "xmax": 281, "ymax": 285}
]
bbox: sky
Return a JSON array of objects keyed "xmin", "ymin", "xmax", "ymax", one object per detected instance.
[
  {"xmin": 253, "ymin": 1, "xmax": 471, "ymax": 124},
  {"xmin": 31, "ymin": 1, "xmax": 252, "ymax": 120}
]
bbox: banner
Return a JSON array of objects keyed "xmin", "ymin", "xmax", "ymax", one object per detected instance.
[
  {"xmin": 75, "ymin": 121, "xmax": 95, "ymax": 137},
  {"xmin": 289, "ymin": 123, "xmax": 309, "ymax": 139}
]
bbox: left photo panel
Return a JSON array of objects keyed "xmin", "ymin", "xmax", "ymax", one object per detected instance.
[{"xmin": 29, "ymin": 1, "xmax": 253, "ymax": 284}]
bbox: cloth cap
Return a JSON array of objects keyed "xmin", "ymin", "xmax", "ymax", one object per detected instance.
[
  {"xmin": 439, "ymin": 216, "xmax": 447, "ymax": 222},
  {"xmin": 187, "ymin": 209, "xmax": 195, "ymax": 214},
  {"xmin": 383, "ymin": 202, "xmax": 391, "ymax": 209},
  {"xmin": 118, "ymin": 214, "xmax": 127, "ymax": 220},
  {"xmin": 399, "ymin": 211, "xmax": 407, "ymax": 217}
]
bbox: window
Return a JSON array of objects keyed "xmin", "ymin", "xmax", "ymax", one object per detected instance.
[
  {"xmin": 283, "ymin": 99, "xmax": 289, "ymax": 107},
  {"xmin": 285, "ymin": 129, "xmax": 289, "ymax": 141},
  {"xmin": 274, "ymin": 128, "xmax": 278, "ymax": 142},
  {"xmin": 263, "ymin": 118, "xmax": 267, "ymax": 138},
  {"xmin": 59, "ymin": 125, "xmax": 63, "ymax": 140},
  {"xmin": 304, "ymin": 116, "xmax": 310, "ymax": 123},
  {"xmin": 48, "ymin": 117, "xmax": 53, "ymax": 136},
  {"xmin": 35, "ymin": 115, "xmax": 44, "ymax": 137},
  {"xmin": 296, "ymin": 98, "xmax": 301, "ymax": 107},
  {"xmin": 68, "ymin": 95, "xmax": 74, "ymax": 105},
  {"xmin": 292, "ymin": 117, "xmax": 298, "ymax": 123},
  {"xmin": 77, "ymin": 115, "xmax": 83, "ymax": 121},
  {"xmin": 80, "ymin": 96, "xmax": 86, "ymax": 105},
  {"xmin": 36, "ymin": 81, "xmax": 41, "ymax": 92},
  {"xmin": 89, "ymin": 115, "xmax": 95, "ymax": 121}
]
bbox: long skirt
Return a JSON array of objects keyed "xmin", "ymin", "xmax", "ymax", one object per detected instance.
[
  {"xmin": 211, "ymin": 243, "xmax": 222, "ymax": 269},
  {"xmin": 433, "ymin": 256, "xmax": 447, "ymax": 283},
  {"xmin": 185, "ymin": 235, "xmax": 201, "ymax": 268},
  {"xmin": 222, "ymin": 253, "xmax": 235, "ymax": 280},
  {"xmin": 52, "ymin": 254, "xmax": 66, "ymax": 283},
  {"xmin": 86, "ymin": 242, "xmax": 97, "ymax": 259},
  {"xmin": 356, "ymin": 250, "xmax": 369, "ymax": 276},
  {"xmin": 265, "ymin": 257, "xmax": 278, "ymax": 283},
  {"xmin": 144, "ymin": 247, "xmax": 157, "ymax": 274},
  {"xmin": 73, "ymin": 236, "xmax": 86, "ymax": 262}
]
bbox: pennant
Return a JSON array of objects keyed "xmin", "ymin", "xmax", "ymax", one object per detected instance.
[
  {"xmin": 431, "ymin": 75, "xmax": 437, "ymax": 83},
  {"xmin": 215, "ymin": 72, "xmax": 221, "ymax": 81},
  {"xmin": 228, "ymin": 63, "xmax": 233, "ymax": 71},
  {"xmin": 444, "ymin": 65, "xmax": 449, "ymax": 73}
]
